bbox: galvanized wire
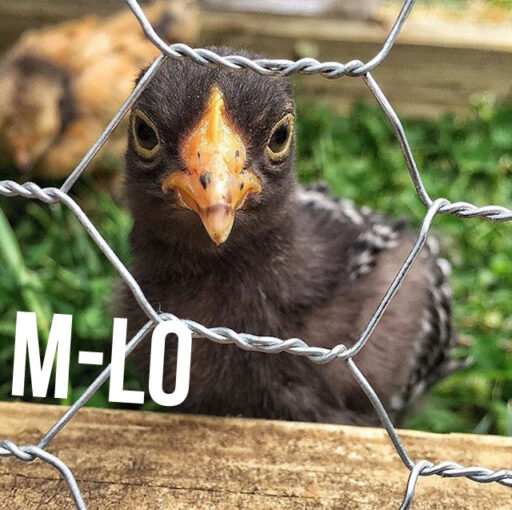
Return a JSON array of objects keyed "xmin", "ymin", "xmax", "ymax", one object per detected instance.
[{"xmin": 1, "ymin": 0, "xmax": 512, "ymax": 508}]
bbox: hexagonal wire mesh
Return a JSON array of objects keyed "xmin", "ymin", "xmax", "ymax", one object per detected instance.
[{"xmin": 1, "ymin": 0, "xmax": 512, "ymax": 508}]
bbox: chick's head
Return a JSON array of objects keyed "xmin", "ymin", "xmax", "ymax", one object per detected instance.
[
  {"xmin": 0, "ymin": 56, "xmax": 75, "ymax": 173},
  {"xmin": 125, "ymin": 48, "xmax": 298, "ymax": 253}
]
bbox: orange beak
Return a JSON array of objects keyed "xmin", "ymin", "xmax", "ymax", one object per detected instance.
[{"xmin": 162, "ymin": 86, "xmax": 261, "ymax": 246}]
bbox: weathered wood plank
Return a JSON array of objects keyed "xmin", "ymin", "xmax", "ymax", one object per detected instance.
[{"xmin": 0, "ymin": 402, "xmax": 511, "ymax": 509}]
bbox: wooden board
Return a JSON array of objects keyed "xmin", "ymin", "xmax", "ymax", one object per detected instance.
[{"xmin": 1, "ymin": 401, "xmax": 512, "ymax": 509}]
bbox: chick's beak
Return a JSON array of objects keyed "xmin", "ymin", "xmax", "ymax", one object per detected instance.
[
  {"xmin": 162, "ymin": 86, "xmax": 261, "ymax": 246},
  {"xmin": 12, "ymin": 138, "xmax": 33, "ymax": 172}
]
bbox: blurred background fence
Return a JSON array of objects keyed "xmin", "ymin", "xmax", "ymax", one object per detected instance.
[{"xmin": 1, "ymin": 0, "xmax": 512, "ymax": 116}]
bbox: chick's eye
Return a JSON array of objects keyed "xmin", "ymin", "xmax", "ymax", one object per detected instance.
[
  {"xmin": 267, "ymin": 114, "xmax": 294, "ymax": 162},
  {"xmin": 132, "ymin": 111, "xmax": 160, "ymax": 159},
  {"xmin": 136, "ymin": 119, "xmax": 157, "ymax": 149}
]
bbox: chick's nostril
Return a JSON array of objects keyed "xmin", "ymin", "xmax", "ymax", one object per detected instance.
[
  {"xmin": 199, "ymin": 171, "xmax": 211, "ymax": 190},
  {"xmin": 206, "ymin": 203, "xmax": 231, "ymax": 216}
]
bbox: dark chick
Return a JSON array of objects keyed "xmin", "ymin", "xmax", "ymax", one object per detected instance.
[{"xmin": 118, "ymin": 48, "xmax": 461, "ymax": 426}]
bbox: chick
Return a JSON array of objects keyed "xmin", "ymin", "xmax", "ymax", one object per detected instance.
[
  {"xmin": 0, "ymin": 0, "xmax": 199, "ymax": 181},
  {"xmin": 118, "ymin": 48, "xmax": 461, "ymax": 426}
]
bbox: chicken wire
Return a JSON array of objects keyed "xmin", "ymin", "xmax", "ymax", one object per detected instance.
[{"xmin": 1, "ymin": 0, "xmax": 512, "ymax": 508}]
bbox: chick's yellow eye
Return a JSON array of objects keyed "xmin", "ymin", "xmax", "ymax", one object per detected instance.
[
  {"xmin": 267, "ymin": 114, "xmax": 294, "ymax": 162},
  {"xmin": 132, "ymin": 110, "xmax": 160, "ymax": 159}
]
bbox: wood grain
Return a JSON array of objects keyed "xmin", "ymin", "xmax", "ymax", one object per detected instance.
[{"xmin": 1, "ymin": 401, "xmax": 511, "ymax": 509}]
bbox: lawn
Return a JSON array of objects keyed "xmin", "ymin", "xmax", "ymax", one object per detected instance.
[{"xmin": 1, "ymin": 94, "xmax": 511, "ymax": 434}]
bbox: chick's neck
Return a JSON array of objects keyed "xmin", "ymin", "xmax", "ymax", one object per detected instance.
[{"xmin": 129, "ymin": 200, "xmax": 327, "ymax": 335}]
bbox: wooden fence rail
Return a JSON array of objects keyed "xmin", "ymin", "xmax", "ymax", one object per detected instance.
[{"xmin": 1, "ymin": 402, "xmax": 512, "ymax": 509}]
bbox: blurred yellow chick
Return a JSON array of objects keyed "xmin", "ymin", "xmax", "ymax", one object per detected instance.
[{"xmin": 0, "ymin": 0, "xmax": 199, "ymax": 183}]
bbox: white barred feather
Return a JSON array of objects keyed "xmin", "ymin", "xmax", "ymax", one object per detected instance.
[{"xmin": 297, "ymin": 183, "xmax": 462, "ymax": 416}]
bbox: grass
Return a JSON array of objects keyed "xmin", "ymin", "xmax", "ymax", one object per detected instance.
[{"xmin": 1, "ymin": 94, "xmax": 512, "ymax": 434}]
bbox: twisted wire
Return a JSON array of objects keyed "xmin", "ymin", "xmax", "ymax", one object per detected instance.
[
  {"xmin": 0, "ymin": 440, "xmax": 87, "ymax": 510},
  {"xmin": 1, "ymin": 0, "xmax": 512, "ymax": 508},
  {"xmin": 124, "ymin": 0, "xmax": 417, "ymax": 78}
]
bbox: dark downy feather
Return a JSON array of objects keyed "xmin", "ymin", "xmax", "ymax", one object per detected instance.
[{"xmin": 119, "ymin": 50, "xmax": 462, "ymax": 426}]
